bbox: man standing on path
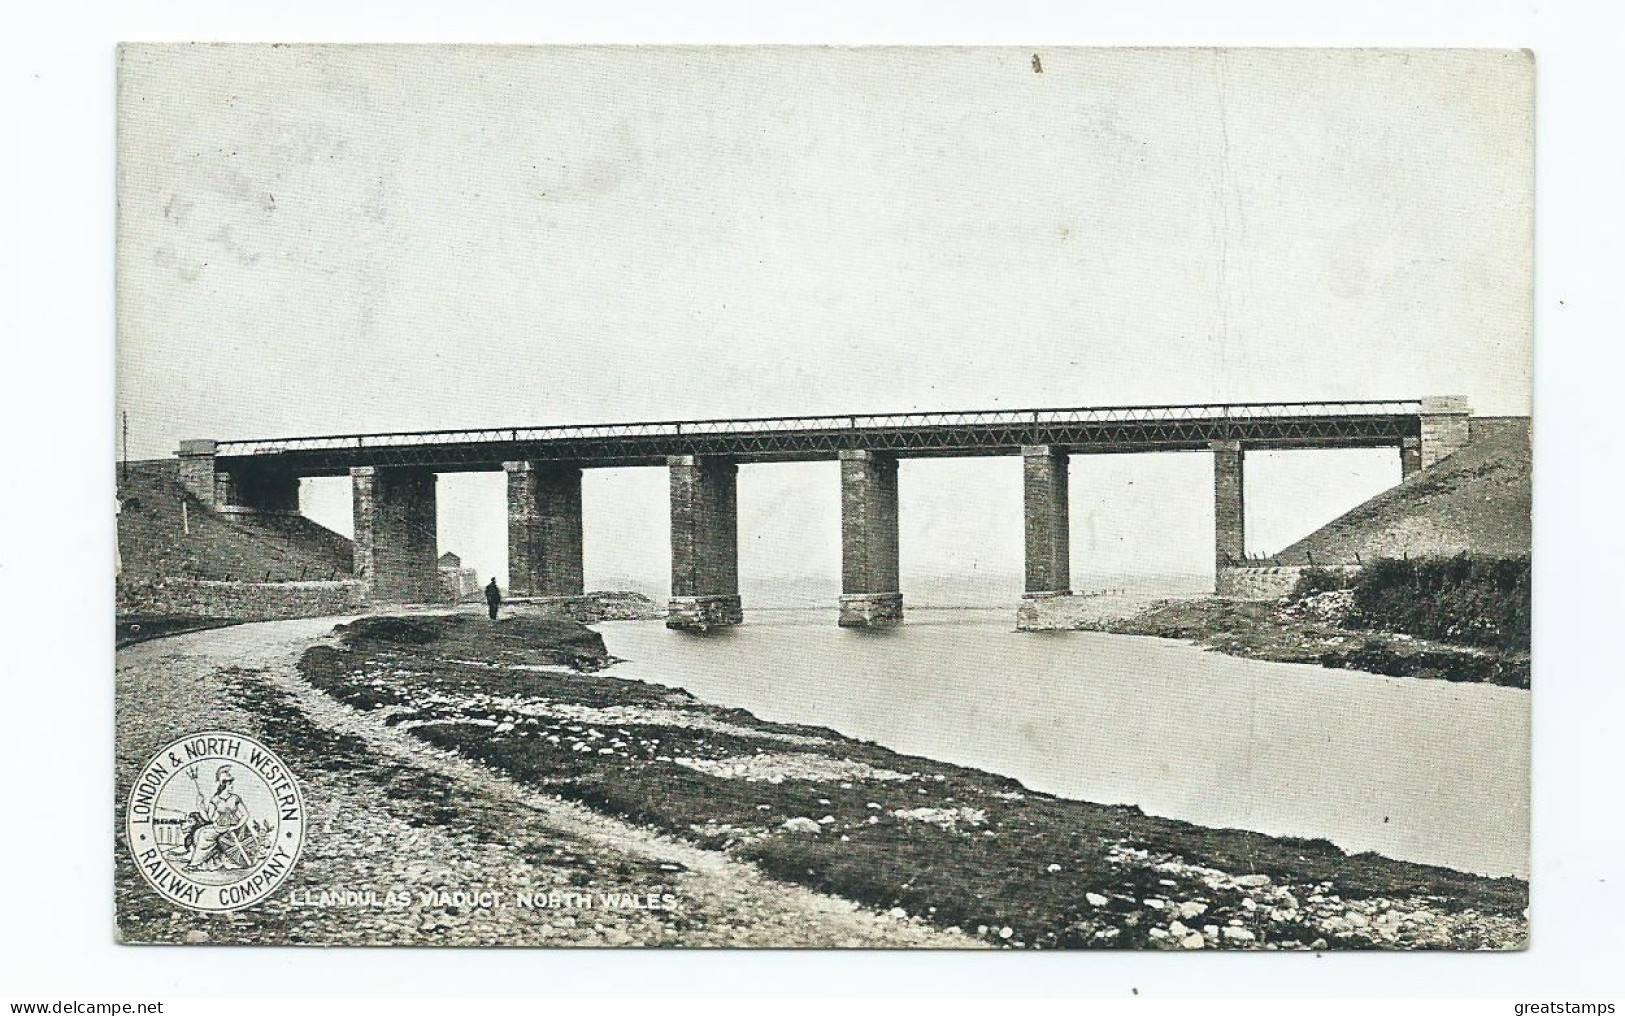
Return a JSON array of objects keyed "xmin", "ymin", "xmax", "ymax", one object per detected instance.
[{"xmin": 485, "ymin": 578, "xmax": 502, "ymax": 620}]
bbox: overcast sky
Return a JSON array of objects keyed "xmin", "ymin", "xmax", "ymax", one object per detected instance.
[{"xmin": 116, "ymin": 46, "xmax": 1532, "ymax": 595}]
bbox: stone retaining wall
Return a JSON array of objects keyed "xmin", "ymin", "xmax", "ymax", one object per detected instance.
[
  {"xmin": 1216, "ymin": 565, "xmax": 1361, "ymax": 601},
  {"xmin": 508, "ymin": 593, "xmax": 664, "ymax": 623},
  {"xmin": 117, "ymin": 579, "xmax": 367, "ymax": 621}
]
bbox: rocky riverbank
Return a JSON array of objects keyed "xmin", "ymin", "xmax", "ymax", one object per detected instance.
[
  {"xmin": 287, "ymin": 612, "xmax": 1528, "ymax": 950},
  {"xmin": 1072, "ymin": 593, "xmax": 1530, "ymax": 688},
  {"xmin": 114, "ymin": 616, "xmax": 969, "ymax": 948}
]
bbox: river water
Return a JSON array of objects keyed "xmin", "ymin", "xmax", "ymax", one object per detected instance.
[{"xmin": 597, "ymin": 608, "xmax": 1528, "ymax": 879}]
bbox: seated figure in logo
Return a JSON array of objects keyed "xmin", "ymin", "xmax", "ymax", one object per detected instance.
[{"xmin": 172, "ymin": 764, "xmax": 257, "ymax": 871}]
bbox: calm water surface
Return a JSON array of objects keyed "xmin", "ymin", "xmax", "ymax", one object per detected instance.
[{"xmin": 598, "ymin": 608, "xmax": 1528, "ymax": 878}]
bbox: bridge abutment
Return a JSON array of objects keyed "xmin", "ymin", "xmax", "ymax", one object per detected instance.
[
  {"xmin": 504, "ymin": 461, "xmax": 584, "ymax": 597},
  {"xmin": 176, "ymin": 440, "xmax": 220, "ymax": 505},
  {"xmin": 1211, "ymin": 439, "xmax": 1246, "ymax": 572},
  {"xmin": 351, "ymin": 466, "xmax": 440, "ymax": 603},
  {"xmin": 176, "ymin": 440, "xmax": 299, "ymax": 514},
  {"xmin": 667, "ymin": 455, "xmax": 742, "ymax": 630},
  {"xmin": 839, "ymin": 450, "xmax": 902, "ymax": 627},
  {"xmin": 1419, "ymin": 395, "xmax": 1471, "ymax": 469}
]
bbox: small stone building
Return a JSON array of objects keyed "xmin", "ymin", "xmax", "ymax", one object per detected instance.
[{"xmin": 437, "ymin": 551, "xmax": 481, "ymax": 602}]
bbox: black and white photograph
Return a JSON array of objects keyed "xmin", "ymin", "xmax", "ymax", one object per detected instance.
[{"xmin": 107, "ymin": 43, "xmax": 1535, "ymax": 952}]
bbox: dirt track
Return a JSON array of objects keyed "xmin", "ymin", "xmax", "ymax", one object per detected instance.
[{"xmin": 114, "ymin": 615, "xmax": 975, "ymax": 947}]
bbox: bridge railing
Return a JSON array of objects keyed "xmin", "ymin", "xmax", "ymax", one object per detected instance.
[{"xmin": 215, "ymin": 399, "xmax": 1425, "ymax": 457}]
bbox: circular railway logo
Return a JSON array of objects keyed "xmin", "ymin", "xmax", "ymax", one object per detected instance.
[{"xmin": 124, "ymin": 730, "xmax": 306, "ymax": 912}]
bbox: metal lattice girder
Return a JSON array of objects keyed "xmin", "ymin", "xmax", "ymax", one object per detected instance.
[{"xmin": 210, "ymin": 400, "xmax": 1427, "ymax": 476}]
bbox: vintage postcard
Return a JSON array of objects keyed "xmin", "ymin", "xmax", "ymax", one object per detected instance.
[{"xmin": 114, "ymin": 45, "xmax": 1532, "ymax": 948}]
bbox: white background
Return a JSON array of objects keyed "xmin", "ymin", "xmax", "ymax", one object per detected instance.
[{"xmin": 1, "ymin": 0, "xmax": 1621, "ymax": 1001}]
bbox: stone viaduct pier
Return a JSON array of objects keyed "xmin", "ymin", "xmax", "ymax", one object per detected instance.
[{"xmin": 175, "ymin": 397, "xmax": 1471, "ymax": 629}]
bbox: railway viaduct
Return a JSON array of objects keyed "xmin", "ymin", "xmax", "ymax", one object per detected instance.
[{"xmin": 174, "ymin": 397, "xmax": 1471, "ymax": 629}]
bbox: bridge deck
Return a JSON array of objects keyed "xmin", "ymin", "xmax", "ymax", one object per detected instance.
[{"xmin": 213, "ymin": 400, "xmax": 1425, "ymax": 476}]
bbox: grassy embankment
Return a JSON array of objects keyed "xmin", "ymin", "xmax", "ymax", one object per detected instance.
[
  {"xmin": 1092, "ymin": 556, "xmax": 1531, "ymax": 689},
  {"xmin": 115, "ymin": 459, "xmax": 355, "ymax": 641},
  {"xmin": 297, "ymin": 613, "xmax": 1526, "ymax": 950},
  {"xmin": 116, "ymin": 460, "xmax": 354, "ymax": 584}
]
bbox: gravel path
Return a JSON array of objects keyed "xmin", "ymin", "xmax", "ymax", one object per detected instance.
[{"xmin": 114, "ymin": 616, "xmax": 977, "ymax": 948}]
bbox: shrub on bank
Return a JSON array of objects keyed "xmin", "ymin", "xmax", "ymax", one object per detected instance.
[
  {"xmin": 1346, "ymin": 555, "xmax": 1531, "ymax": 653},
  {"xmin": 1289, "ymin": 565, "xmax": 1357, "ymax": 600}
]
